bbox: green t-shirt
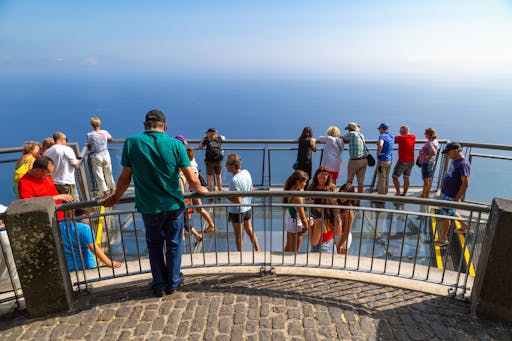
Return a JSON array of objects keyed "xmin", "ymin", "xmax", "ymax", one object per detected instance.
[{"xmin": 121, "ymin": 130, "xmax": 191, "ymax": 214}]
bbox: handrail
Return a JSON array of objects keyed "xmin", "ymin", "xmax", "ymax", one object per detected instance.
[
  {"xmin": 54, "ymin": 189, "xmax": 489, "ymax": 300},
  {"xmin": 57, "ymin": 190, "xmax": 490, "ymax": 213}
]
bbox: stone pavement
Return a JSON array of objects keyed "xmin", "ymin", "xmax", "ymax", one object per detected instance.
[{"xmin": 0, "ymin": 274, "xmax": 511, "ymax": 340}]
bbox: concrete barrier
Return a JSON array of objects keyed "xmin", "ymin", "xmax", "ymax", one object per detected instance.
[
  {"xmin": 5, "ymin": 197, "xmax": 73, "ymax": 317},
  {"xmin": 471, "ymin": 198, "xmax": 512, "ymax": 322}
]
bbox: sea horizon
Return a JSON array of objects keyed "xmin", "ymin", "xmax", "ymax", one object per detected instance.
[{"xmin": 1, "ymin": 73, "xmax": 511, "ymax": 148}]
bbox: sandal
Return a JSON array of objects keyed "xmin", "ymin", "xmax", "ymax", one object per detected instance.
[
  {"xmin": 455, "ymin": 228, "xmax": 469, "ymax": 234},
  {"xmin": 435, "ymin": 240, "xmax": 449, "ymax": 247}
]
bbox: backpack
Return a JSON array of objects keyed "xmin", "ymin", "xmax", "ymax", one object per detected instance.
[{"xmin": 205, "ymin": 137, "xmax": 223, "ymax": 162}]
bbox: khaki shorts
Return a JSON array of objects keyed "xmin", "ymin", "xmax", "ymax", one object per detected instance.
[
  {"xmin": 55, "ymin": 184, "xmax": 79, "ymax": 202},
  {"xmin": 392, "ymin": 161, "xmax": 414, "ymax": 177},
  {"xmin": 205, "ymin": 161, "xmax": 222, "ymax": 175}
]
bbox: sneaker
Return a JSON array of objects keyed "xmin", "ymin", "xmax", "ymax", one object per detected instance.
[
  {"xmin": 153, "ymin": 289, "xmax": 166, "ymax": 297},
  {"xmin": 434, "ymin": 240, "xmax": 449, "ymax": 247}
]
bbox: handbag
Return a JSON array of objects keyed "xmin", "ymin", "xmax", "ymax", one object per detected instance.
[
  {"xmin": 359, "ymin": 133, "xmax": 375, "ymax": 167},
  {"xmin": 292, "ymin": 161, "xmax": 299, "ymax": 170},
  {"xmin": 366, "ymin": 152, "xmax": 376, "ymax": 167},
  {"xmin": 415, "ymin": 157, "xmax": 421, "ymax": 168}
]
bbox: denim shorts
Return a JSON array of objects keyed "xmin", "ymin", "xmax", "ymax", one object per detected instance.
[
  {"xmin": 439, "ymin": 193, "xmax": 456, "ymax": 216},
  {"xmin": 421, "ymin": 162, "xmax": 435, "ymax": 180},
  {"xmin": 311, "ymin": 238, "xmax": 334, "ymax": 253}
]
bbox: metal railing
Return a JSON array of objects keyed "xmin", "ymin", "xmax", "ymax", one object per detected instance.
[
  {"xmin": 0, "ymin": 138, "xmax": 510, "ymax": 314},
  {"xmin": 0, "ymin": 223, "xmax": 22, "ymax": 314},
  {"xmin": 53, "ymin": 191, "xmax": 488, "ymax": 302}
]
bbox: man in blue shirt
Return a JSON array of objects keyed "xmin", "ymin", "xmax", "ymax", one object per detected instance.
[
  {"xmin": 435, "ymin": 142, "xmax": 471, "ymax": 247},
  {"xmin": 60, "ymin": 208, "xmax": 121, "ymax": 271},
  {"xmin": 376, "ymin": 123, "xmax": 394, "ymax": 195},
  {"xmin": 104, "ymin": 110, "xmax": 208, "ymax": 297}
]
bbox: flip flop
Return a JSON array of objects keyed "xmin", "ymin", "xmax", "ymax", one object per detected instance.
[{"xmin": 435, "ymin": 240, "xmax": 448, "ymax": 247}]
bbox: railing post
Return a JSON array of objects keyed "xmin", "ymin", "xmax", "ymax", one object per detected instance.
[
  {"xmin": 471, "ymin": 198, "xmax": 512, "ymax": 322},
  {"xmin": 5, "ymin": 197, "xmax": 73, "ymax": 316}
]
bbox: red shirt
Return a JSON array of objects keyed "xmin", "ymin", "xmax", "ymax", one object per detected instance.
[
  {"xmin": 311, "ymin": 223, "xmax": 335, "ymax": 242},
  {"xmin": 18, "ymin": 173, "xmax": 64, "ymax": 219},
  {"xmin": 394, "ymin": 134, "xmax": 416, "ymax": 162}
]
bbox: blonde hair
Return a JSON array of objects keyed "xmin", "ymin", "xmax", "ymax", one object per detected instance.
[
  {"xmin": 42, "ymin": 137, "xmax": 54, "ymax": 151},
  {"xmin": 327, "ymin": 126, "xmax": 340, "ymax": 137},
  {"xmin": 23, "ymin": 141, "xmax": 41, "ymax": 155},
  {"xmin": 90, "ymin": 117, "xmax": 101, "ymax": 129}
]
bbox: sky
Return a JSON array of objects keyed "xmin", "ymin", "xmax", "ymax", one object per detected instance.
[{"xmin": 1, "ymin": 1, "xmax": 512, "ymax": 79}]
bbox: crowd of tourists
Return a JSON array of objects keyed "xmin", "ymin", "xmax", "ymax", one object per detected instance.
[{"xmin": 7, "ymin": 110, "xmax": 471, "ymax": 297}]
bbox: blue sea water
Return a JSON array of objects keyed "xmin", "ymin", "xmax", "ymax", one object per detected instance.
[{"xmin": 1, "ymin": 74, "xmax": 511, "ymax": 205}]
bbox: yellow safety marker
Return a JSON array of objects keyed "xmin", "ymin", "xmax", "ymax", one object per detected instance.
[
  {"xmin": 431, "ymin": 209, "xmax": 444, "ymax": 270},
  {"xmin": 96, "ymin": 206, "xmax": 105, "ymax": 245},
  {"xmin": 454, "ymin": 220, "xmax": 476, "ymax": 277}
]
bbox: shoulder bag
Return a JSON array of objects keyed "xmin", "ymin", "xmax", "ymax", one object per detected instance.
[{"xmin": 358, "ymin": 133, "xmax": 375, "ymax": 167}]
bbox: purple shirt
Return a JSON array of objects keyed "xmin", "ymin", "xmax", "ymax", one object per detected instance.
[{"xmin": 441, "ymin": 158, "xmax": 471, "ymax": 198}]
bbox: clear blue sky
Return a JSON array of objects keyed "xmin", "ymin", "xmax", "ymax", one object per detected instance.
[{"xmin": 1, "ymin": 1, "xmax": 512, "ymax": 78}]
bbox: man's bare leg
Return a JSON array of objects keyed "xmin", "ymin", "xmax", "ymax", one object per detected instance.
[
  {"xmin": 232, "ymin": 222, "xmax": 243, "ymax": 251},
  {"xmin": 392, "ymin": 176, "xmax": 401, "ymax": 196},
  {"xmin": 243, "ymin": 219, "xmax": 259, "ymax": 251}
]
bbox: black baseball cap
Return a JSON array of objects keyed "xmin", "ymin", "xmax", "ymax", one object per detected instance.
[
  {"xmin": 442, "ymin": 141, "xmax": 462, "ymax": 154},
  {"xmin": 145, "ymin": 109, "xmax": 166, "ymax": 123}
]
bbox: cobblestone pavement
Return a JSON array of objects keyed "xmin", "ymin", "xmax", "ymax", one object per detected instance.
[{"xmin": 0, "ymin": 274, "xmax": 511, "ymax": 340}]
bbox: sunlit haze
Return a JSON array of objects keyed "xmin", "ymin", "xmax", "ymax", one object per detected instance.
[{"xmin": 1, "ymin": 1, "xmax": 512, "ymax": 79}]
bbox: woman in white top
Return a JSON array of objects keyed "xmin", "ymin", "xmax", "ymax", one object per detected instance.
[
  {"xmin": 185, "ymin": 146, "xmax": 215, "ymax": 232},
  {"xmin": 317, "ymin": 126, "xmax": 344, "ymax": 185}
]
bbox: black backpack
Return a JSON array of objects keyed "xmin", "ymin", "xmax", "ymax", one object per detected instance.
[{"xmin": 205, "ymin": 137, "xmax": 223, "ymax": 162}]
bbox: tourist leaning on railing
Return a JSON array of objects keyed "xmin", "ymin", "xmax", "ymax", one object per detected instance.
[
  {"xmin": 317, "ymin": 126, "xmax": 344, "ymax": 185},
  {"xmin": 309, "ymin": 197, "xmax": 340, "ymax": 253},
  {"xmin": 18, "ymin": 156, "xmax": 73, "ymax": 220},
  {"xmin": 12, "ymin": 141, "xmax": 41, "ymax": 198},
  {"xmin": 418, "ymin": 127, "xmax": 439, "ymax": 198},
  {"xmin": 283, "ymin": 170, "xmax": 310, "ymax": 252},
  {"xmin": 294, "ymin": 126, "xmax": 317, "ymax": 186},
  {"xmin": 60, "ymin": 208, "xmax": 121, "ymax": 271},
  {"xmin": 335, "ymin": 183, "xmax": 355, "ymax": 255}
]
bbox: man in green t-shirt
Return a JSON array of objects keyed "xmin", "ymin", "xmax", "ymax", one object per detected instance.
[{"xmin": 104, "ymin": 110, "xmax": 208, "ymax": 297}]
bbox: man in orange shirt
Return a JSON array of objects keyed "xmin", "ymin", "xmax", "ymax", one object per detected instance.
[{"xmin": 392, "ymin": 125, "xmax": 416, "ymax": 196}]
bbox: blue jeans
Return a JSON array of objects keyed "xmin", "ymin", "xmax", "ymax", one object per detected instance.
[
  {"xmin": 311, "ymin": 238, "xmax": 334, "ymax": 253},
  {"xmin": 142, "ymin": 208, "xmax": 185, "ymax": 291}
]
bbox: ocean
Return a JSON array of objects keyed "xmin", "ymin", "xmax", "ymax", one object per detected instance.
[{"xmin": 1, "ymin": 74, "xmax": 511, "ymax": 205}]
